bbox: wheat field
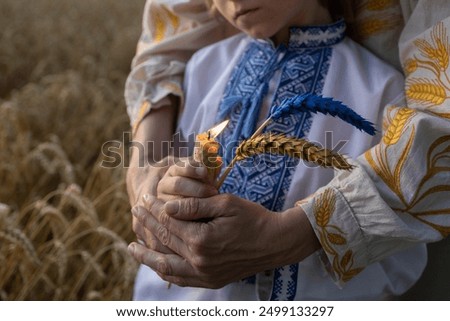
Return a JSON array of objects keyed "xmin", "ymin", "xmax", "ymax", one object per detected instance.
[
  {"xmin": 0, "ymin": 0, "xmax": 146, "ymax": 300},
  {"xmin": 2, "ymin": 0, "xmax": 450, "ymax": 302}
]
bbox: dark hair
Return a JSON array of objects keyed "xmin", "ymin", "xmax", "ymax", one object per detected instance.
[{"xmin": 319, "ymin": 0, "xmax": 357, "ymax": 39}]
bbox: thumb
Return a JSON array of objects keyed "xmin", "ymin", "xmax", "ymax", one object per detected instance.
[{"xmin": 164, "ymin": 196, "xmax": 226, "ymax": 221}]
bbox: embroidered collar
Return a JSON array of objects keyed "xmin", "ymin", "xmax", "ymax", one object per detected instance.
[
  {"xmin": 254, "ymin": 19, "xmax": 346, "ymax": 50},
  {"xmin": 289, "ymin": 19, "xmax": 346, "ymax": 49}
]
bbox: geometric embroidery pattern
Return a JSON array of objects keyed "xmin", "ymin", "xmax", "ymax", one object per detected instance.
[{"xmin": 216, "ymin": 20, "xmax": 346, "ymax": 301}]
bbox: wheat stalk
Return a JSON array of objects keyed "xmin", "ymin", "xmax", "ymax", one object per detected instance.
[
  {"xmin": 236, "ymin": 133, "xmax": 352, "ymax": 169},
  {"xmin": 216, "ymin": 133, "xmax": 353, "ymax": 189},
  {"xmin": 0, "ymin": 0, "xmax": 141, "ymax": 300},
  {"xmin": 0, "ymin": 228, "xmax": 41, "ymax": 266},
  {"xmin": 271, "ymin": 94, "xmax": 376, "ymax": 135}
]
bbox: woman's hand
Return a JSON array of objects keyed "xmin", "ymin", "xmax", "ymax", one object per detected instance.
[
  {"xmin": 126, "ymin": 102, "xmax": 178, "ymax": 253},
  {"xmin": 156, "ymin": 157, "xmax": 219, "ymax": 202},
  {"xmin": 128, "ymin": 194, "xmax": 321, "ymax": 288},
  {"xmin": 126, "ymin": 156, "xmax": 177, "ymax": 253}
]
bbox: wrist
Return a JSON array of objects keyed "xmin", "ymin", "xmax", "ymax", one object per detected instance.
[{"xmin": 272, "ymin": 206, "xmax": 321, "ymax": 267}]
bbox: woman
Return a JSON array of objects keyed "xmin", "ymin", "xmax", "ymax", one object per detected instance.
[{"xmin": 126, "ymin": 0, "xmax": 450, "ymax": 300}]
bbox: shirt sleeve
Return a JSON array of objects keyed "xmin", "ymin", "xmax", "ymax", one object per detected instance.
[
  {"xmin": 299, "ymin": 3, "xmax": 450, "ymax": 285},
  {"xmin": 124, "ymin": 0, "xmax": 237, "ymax": 129}
]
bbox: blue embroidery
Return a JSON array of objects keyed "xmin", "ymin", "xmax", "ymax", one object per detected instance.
[
  {"xmin": 289, "ymin": 19, "xmax": 346, "ymax": 49},
  {"xmin": 216, "ymin": 20, "xmax": 346, "ymax": 300}
]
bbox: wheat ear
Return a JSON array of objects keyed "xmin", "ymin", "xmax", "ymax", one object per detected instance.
[
  {"xmin": 236, "ymin": 133, "xmax": 353, "ymax": 169},
  {"xmin": 271, "ymin": 94, "xmax": 376, "ymax": 135},
  {"xmin": 216, "ymin": 133, "xmax": 353, "ymax": 189}
]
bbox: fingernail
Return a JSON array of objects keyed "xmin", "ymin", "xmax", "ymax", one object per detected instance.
[
  {"xmin": 195, "ymin": 166, "xmax": 207, "ymax": 177},
  {"xmin": 128, "ymin": 243, "xmax": 136, "ymax": 255},
  {"xmin": 132, "ymin": 206, "xmax": 143, "ymax": 220},
  {"xmin": 165, "ymin": 200, "xmax": 179, "ymax": 215},
  {"xmin": 142, "ymin": 193, "xmax": 151, "ymax": 205}
]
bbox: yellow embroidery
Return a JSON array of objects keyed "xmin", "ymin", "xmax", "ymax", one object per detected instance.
[
  {"xmin": 150, "ymin": 5, "xmax": 166, "ymax": 43},
  {"xmin": 403, "ymin": 59, "xmax": 418, "ymax": 76},
  {"xmin": 149, "ymin": 4, "xmax": 180, "ymax": 44},
  {"xmin": 405, "ymin": 23, "xmax": 450, "ymax": 117},
  {"xmin": 314, "ymin": 189, "xmax": 363, "ymax": 282},
  {"xmin": 367, "ymin": 108, "xmax": 416, "ymax": 207},
  {"xmin": 314, "ymin": 189, "xmax": 335, "ymax": 228},
  {"xmin": 355, "ymin": 15, "xmax": 403, "ymax": 40},
  {"xmin": 406, "ymin": 80, "xmax": 447, "ymax": 106},
  {"xmin": 161, "ymin": 5, "xmax": 180, "ymax": 32},
  {"xmin": 366, "ymin": 122, "xmax": 450, "ymax": 237},
  {"xmin": 382, "ymin": 105, "xmax": 397, "ymax": 133},
  {"xmin": 366, "ymin": 126, "xmax": 415, "ymax": 207},
  {"xmin": 414, "ymin": 23, "xmax": 450, "ymax": 71},
  {"xmin": 382, "ymin": 107, "xmax": 415, "ymax": 146},
  {"xmin": 360, "ymin": 0, "xmax": 397, "ymax": 11}
]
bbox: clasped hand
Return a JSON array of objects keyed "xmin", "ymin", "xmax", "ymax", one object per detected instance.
[{"xmin": 128, "ymin": 158, "xmax": 319, "ymax": 288}]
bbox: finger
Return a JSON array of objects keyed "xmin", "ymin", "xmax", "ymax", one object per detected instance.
[
  {"xmin": 155, "ymin": 273, "xmax": 210, "ymax": 288},
  {"xmin": 132, "ymin": 213, "xmax": 175, "ymax": 254},
  {"xmin": 154, "ymin": 155, "xmax": 178, "ymax": 168},
  {"xmin": 131, "ymin": 207, "xmax": 148, "ymax": 239},
  {"xmin": 144, "ymin": 156, "xmax": 178, "ymax": 195},
  {"xmin": 139, "ymin": 197, "xmax": 208, "ymax": 251},
  {"xmin": 133, "ymin": 204, "xmax": 192, "ymax": 257},
  {"xmin": 164, "ymin": 194, "xmax": 234, "ymax": 221},
  {"xmin": 168, "ymin": 158, "xmax": 210, "ymax": 182},
  {"xmin": 147, "ymin": 236, "xmax": 176, "ymax": 254},
  {"xmin": 129, "ymin": 242, "xmax": 208, "ymax": 287},
  {"xmin": 128, "ymin": 242, "xmax": 194, "ymax": 278},
  {"xmin": 157, "ymin": 176, "xmax": 218, "ymax": 199}
]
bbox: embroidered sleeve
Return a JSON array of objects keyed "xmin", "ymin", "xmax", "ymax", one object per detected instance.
[
  {"xmin": 124, "ymin": 0, "xmax": 237, "ymax": 129},
  {"xmin": 299, "ymin": 16, "xmax": 450, "ymax": 285},
  {"xmin": 353, "ymin": 0, "xmax": 404, "ymax": 69}
]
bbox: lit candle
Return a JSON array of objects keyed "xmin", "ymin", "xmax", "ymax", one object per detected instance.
[{"xmin": 193, "ymin": 120, "xmax": 228, "ymax": 183}]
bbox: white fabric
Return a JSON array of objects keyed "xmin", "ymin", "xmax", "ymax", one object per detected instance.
[
  {"xmin": 134, "ymin": 33, "xmax": 426, "ymax": 300},
  {"xmin": 300, "ymin": 0, "xmax": 450, "ymax": 286},
  {"xmin": 124, "ymin": 0, "xmax": 406, "ymax": 128},
  {"xmin": 124, "ymin": 0, "xmax": 238, "ymax": 128}
]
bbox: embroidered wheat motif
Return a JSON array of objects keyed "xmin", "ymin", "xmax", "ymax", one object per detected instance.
[
  {"xmin": 403, "ymin": 59, "xmax": 418, "ymax": 76},
  {"xmin": 383, "ymin": 108, "xmax": 415, "ymax": 146},
  {"xmin": 314, "ymin": 188, "xmax": 336, "ymax": 228},
  {"xmin": 327, "ymin": 233, "xmax": 347, "ymax": 245},
  {"xmin": 356, "ymin": 15, "xmax": 402, "ymax": 39},
  {"xmin": 311, "ymin": 188, "xmax": 364, "ymax": 282},
  {"xmin": 414, "ymin": 23, "xmax": 450, "ymax": 70},
  {"xmin": 406, "ymin": 80, "xmax": 447, "ymax": 105},
  {"xmin": 340, "ymin": 250, "xmax": 353, "ymax": 269}
]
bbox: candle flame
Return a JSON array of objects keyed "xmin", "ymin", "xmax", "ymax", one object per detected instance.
[{"xmin": 207, "ymin": 120, "xmax": 229, "ymax": 139}]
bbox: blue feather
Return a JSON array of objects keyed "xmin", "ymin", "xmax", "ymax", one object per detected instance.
[{"xmin": 270, "ymin": 93, "xmax": 376, "ymax": 135}]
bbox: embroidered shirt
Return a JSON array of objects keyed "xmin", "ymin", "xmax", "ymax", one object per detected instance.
[
  {"xmin": 133, "ymin": 20, "xmax": 427, "ymax": 300},
  {"xmin": 129, "ymin": 0, "xmax": 450, "ymax": 301}
]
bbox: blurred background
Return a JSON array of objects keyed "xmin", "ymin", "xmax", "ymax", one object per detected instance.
[
  {"xmin": 0, "ymin": 0, "xmax": 448, "ymax": 301},
  {"xmin": 0, "ymin": 0, "xmax": 145, "ymax": 299}
]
